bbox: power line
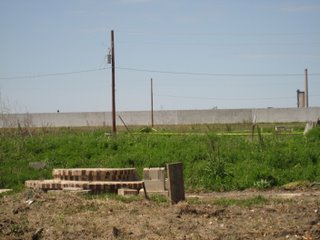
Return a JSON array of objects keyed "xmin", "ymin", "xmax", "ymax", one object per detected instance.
[
  {"xmin": 120, "ymin": 30, "xmax": 320, "ymax": 37},
  {"xmin": 1, "ymin": 66, "xmax": 320, "ymax": 80},
  {"xmin": 0, "ymin": 67, "xmax": 109, "ymax": 80},
  {"xmin": 118, "ymin": 40, "xmax": 320, "ymax": 47},
  {"xmin": 155, "ymin": 94, "xmax": 320, "ymax": 102},
  {"xmin": 117, "ymin": 67, "xmax": 320, "ymax": 77}
]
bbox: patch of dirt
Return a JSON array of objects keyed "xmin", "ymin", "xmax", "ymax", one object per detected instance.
[{"xmin": 1, "ymin": 189, "xmax": 320, "ymax": 239}]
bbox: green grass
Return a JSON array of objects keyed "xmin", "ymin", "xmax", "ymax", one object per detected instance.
[
  {"xmin": 0, "ymin": 124, "xmax": 319, "ymax": 192},
  {"xmin": 213, "ymin": 195, "xmax": 269, "ymax": 207},
  {"xmin": 148, "ymin": 194, "xmax": 169, "ymax": 204},
  {"xmin": 187, "ymin": 195, "xmax": 272, "ymax": 207}
]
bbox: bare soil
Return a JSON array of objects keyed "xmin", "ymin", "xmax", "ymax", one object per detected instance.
[{"xmin": 1, "ymin": 189, "xmax": 320, "ymax": 240}]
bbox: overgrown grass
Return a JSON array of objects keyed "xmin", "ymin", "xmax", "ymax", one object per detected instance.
[{"xmin": 0, "ymin": 124, "xmax": 319, "ymax": 192}]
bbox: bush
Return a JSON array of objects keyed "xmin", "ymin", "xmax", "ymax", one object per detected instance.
[{"xmin": 305, "ymin": 127, "xmax": 320, "ymax": 143}]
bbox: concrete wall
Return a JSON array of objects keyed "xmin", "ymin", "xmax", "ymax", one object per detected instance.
[{"xmin": 1, "ymin": 107, "xmax": 320, "ymax": 128}]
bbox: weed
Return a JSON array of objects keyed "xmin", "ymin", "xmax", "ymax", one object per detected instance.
[
  {"xmin": 257, "ymin": 126, "xmax": 265, "ymax": 148},
  {"xmin": 84, "ymin": 204, "xmax": 99, "ymax": 212},
  {"xmin": 214, "ymin": 195, "xmax": 269, "ymax": 207},
  {"xmin": 305, "ymin": 127, "xmax": 320, "ymax": 143},
  {"xmin": 93, "ymin": 193, "xmax": 143, "ymax": 203},
  {"xmin": 140, "ymin": 126, "xmax": 154, "ymax": 133},
  {"xmin": 186, "ymin": 197, "xmax": 205, "ymax": 205},
  {"xmin": 225, "ymin": 124, "xmax": 232, "ymax": 132},
  {"xmin": 254, "ymin": 179, "xmax": 272, "ymax": 190},
  {"xmin": 149, "ymin": 194, "xmax": 168, "ymax": 204},
  {"xmin": 201, "ymin": 134, "xmax": 233, "ymax": 191},
  {"xmin": 254, "ymin": 174, "xmax": 277, "ymax": 190},
  {"xmin": 10, "ymin": 223, "xmax": 25, "ymax": 234}
]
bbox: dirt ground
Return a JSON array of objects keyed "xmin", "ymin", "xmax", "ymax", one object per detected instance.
[{"xmin": 1, "ymin": 188, "xmax": 320, "ymax": 240}]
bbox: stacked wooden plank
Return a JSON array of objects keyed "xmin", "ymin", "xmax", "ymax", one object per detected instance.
[{"xmin": 25, "ymin": 168, "xmax": 143, "ymax": 194}]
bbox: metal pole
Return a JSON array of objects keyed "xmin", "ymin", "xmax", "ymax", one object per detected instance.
[
  {"xmin": 151, "ymin": 78, "xmax": 154, "ymax": 127},
  {"xmin": 111, "ymin": 30, "xmax": 116, "ymax": 134},
  {"xmin": 305, "ymin": 68, "xmax": 309, "ymax": 108}
]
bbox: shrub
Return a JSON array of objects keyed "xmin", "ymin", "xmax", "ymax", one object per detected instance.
[{"xmin": 305, "ymin": 127, "xmax": 320, "ymax": 143}]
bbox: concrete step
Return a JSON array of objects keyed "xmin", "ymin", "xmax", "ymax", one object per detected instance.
[
  {"xmin": 25, "ymin": 179, "xmax": 144, "ymax": 194},
  {"xmin": 143, "ymin": 167, "xmax": 165, "ymax": 181},
  {"xmin": 0, "ymin": 189, "xmax": 12, "ymax": 194},
  {"xmin": 144, "ymin": 180, "xmax": 166, "ymax": 192},
  {"xmin": 52, "ymin": 168, "xmax": 139, "ymax": 182}
]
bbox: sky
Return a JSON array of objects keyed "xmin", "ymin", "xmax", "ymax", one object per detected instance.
[{"xmin": 0, "ymin": 0, "xmax": 319, "ymax": 113}]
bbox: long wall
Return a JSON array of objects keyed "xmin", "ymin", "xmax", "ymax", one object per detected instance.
[{"xmin": 1, "ymin": 107, "xmax": 320, "ymax": 128}]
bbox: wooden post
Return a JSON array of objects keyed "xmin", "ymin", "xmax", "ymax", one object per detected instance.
[
  {"xmin": 167, "ymin": 162, "xmax": 185, "ymax": 204},
  {"xmin": 151, "ymin": 78, "xmax": 154, "ymax": 128},
  {"xmin": 111, "ymin": 30, "xmax": 116, "ymax": 134}
]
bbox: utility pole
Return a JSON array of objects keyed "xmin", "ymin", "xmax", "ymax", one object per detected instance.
[
  {"xmin": 305, "ymin": 68, "xmax": 309, "ymax": 108},
  {"xmin": 151, "ymin": 78, "xmax": 154, "ymax": 127},
  {"xmin": 111, "ymin": 30, "xmax": 116, "ymax": 134}
]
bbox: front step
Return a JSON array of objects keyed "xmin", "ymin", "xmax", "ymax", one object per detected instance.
[
  {"xmin": 52, "ymin": 168, "xmax": 138, "ymax": 181},
  {"xmin": 25, "ymin": 179, "xmax": 144, "ymax": 194},
  {"xmin": 25, "ymin": 167, "xmax": 143, "ymax": 194}
]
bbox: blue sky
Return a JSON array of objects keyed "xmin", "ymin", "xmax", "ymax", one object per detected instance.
[{"xmin": 0, "ymin": 0, "xmax": 319, "ymax": 113}]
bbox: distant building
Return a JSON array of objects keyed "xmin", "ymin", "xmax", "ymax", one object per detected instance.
[{"xmin": 297, "ymin": 89, "xmax": 305, "ymax": 108}]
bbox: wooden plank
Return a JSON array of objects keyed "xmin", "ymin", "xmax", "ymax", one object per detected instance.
[{"xmin": 167, "ymin": 163, "xmax": 185, "ymax": 204}]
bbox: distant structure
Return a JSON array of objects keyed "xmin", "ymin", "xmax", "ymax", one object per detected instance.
[
  {"xmin": 305, "ymin": 68, "xmax": 309, "ymax": 108},
  {"xmin": 297, "ymin": 68, "xmax": 309, "ymax": 108},
  {"xmin": 297, "ymin": 89, "xmax": 305, "ymax": 108}
]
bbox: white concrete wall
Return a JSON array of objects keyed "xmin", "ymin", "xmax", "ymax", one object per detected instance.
[
  {"xmin": 252, "ymin": 108, "xmax": 320, "ymax": 123},
  {"xmin": 1, "ymin": 107, "xmax": 320, "ymax": 128}
]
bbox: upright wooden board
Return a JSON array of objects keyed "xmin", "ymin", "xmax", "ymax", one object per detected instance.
[{"xmin": 167, "ymin": 163, "xmax": 185, "ymax": 204}]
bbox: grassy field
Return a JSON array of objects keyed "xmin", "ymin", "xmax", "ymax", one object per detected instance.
[{"xmin": 1, "ymin": 123, "xmax": 319, "ymax": 192}]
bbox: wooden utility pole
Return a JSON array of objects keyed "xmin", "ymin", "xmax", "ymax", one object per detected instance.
[
  {"xmin": 305, "ymin": 68, "xmax": 309, "ymax": 108},
  {"xmin": 151, "ymin": 78, "xmax": 154, "ymax": 127},
  {"xmin": 111, "ymin": 30, "xmax": 116, "ymax": 134}
]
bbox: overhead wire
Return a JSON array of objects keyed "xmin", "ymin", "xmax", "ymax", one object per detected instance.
[
  {"xmin": 0, "ymin": 67, "xmax": 109, "ymax": 80},
  {"xmin": 1, "ymin": 66, "xmax": 319, "ymax": 80},
  {"xmin": 1, "ymin": 65, "xmax": 319, "ymax": 103},
  {"xmin": 155, "ymin": 94, "xmax": 320, "ymax": 102},
  {"xmin": 116, "ymin": 67, "xmax": 320, "ymax": 77},
  {"xmin": 118, "ymin": 30, "xmax": 320, "ymax": 37}
]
